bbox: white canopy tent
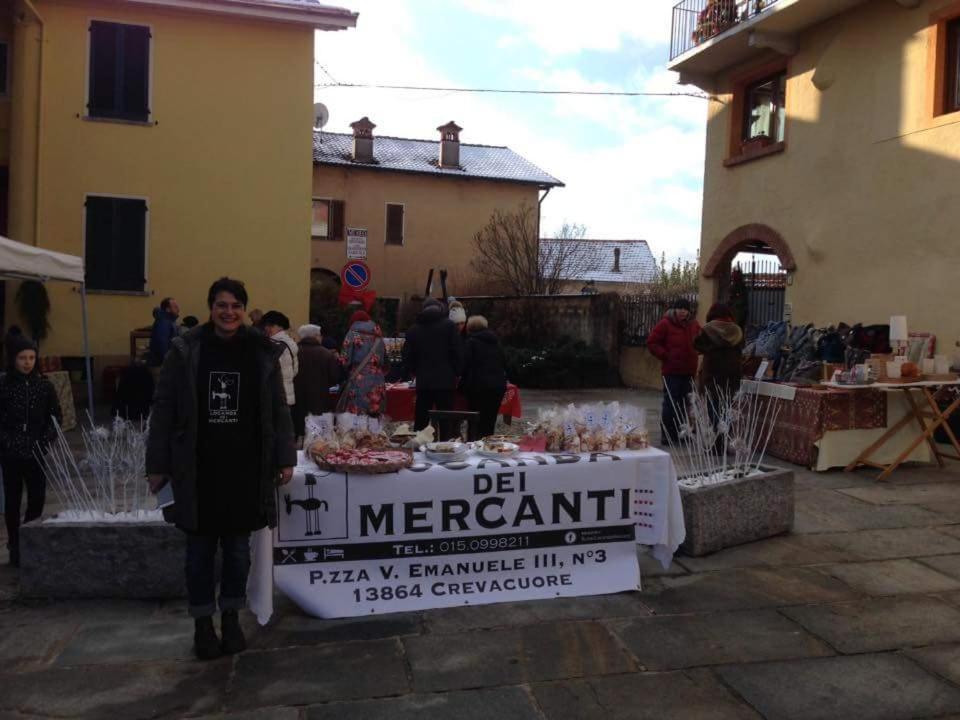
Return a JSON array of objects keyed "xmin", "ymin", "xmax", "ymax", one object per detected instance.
[{"xmin": 0, "ymin": 235, "xmax": 95, "ymax": 417}]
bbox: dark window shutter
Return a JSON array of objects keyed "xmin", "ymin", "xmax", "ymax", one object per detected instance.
[
  {"xmin": 85, "ymin": 196, "xmax": 146, "ymax": 291},
  {"xmin": 329, "ymin": 200, "xmax": 345, "ymax": 241},
  {"xmin": 0, "ymin": 44, "xmax": 8, "ymax": 96},
  {"xmin": 121, "ymin": 26, "xmax": 150, "ymax": 120},
  {"xmin": 88, "ymin": 22, "xmax": 119, "ymax": 115},
  {"xmin": 386, "ymin": 204, "xmax": 404, "ymax": 245}
]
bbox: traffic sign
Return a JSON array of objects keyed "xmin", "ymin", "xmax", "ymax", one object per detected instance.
[{"xmin": 341, "ymin": 260, "xmax": 371, "ymax": 290}]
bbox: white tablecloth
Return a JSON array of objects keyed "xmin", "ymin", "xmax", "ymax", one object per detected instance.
[{"xmin": 249, "ymin": 448, "xmax": 684, "ymax": 623}]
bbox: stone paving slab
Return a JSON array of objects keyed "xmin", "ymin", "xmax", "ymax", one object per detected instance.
[
  {"xmin": 637, "ymin": 550, "xmax": 687, "ymax": 577},
  {"xmin": 306, "ymin": 687, "xmax": 541, "ymax": 720},
  {"xmin": 422, "ymin": 594, "xmax": 651, "ymax": 634},
  {"xmin": 640, "ymin": 567, "xmax": 858, "ymax": 615},
  {"xmin": 193, "ymin": 709, "xmax": 300, "ymax": 720},
  {"xmin": 793, "ymin": 488, "xmax": 947, "ymax": 534},
  {"xmin": 228, "ymin": 640, "xmax": 409, "ymax": 710},
  {"xmin": 0, "ymin": 598, "xmax": 162, "ymax": 628},
  {"xmin": 54, "ymin": 620, "xmax": 196, "ymax": 667},
  {"xmin": 251, "ymin": 612, "xmax": 423, "ymax": 650},
  {"xmin": 839, "ymin": 483, "xmax": 960, "ymax": 507},
  {"xmin": 608, "ymin": 609, "xmax": 833, "ymax": 671},
  {"xmin": 404, "ymin": 621, "xmax": 635, "ymax": 693},
  {"xmin": 817, "ymin": 558, "xmax": 960, "ymax": 596},
  {"xmin": 717, "ymin": 653, "xmax": 960, "ymax": 720},
  {"xmin": 0, "ymin": 660, "xmax": 231, "ymax": 719},
  {"xmin": 674, "ymin": 536, "xmax": 848, "ymax": 573},
  {"xmin": 794, "ymin": 527, "xmax": 960, "ymax": 562},
  {"xmin": 907, "ymin": 644, "xmax": 960, "ymax": 686},
  {"xmin": 0, "ymin": 621, "xmax": 78, "ymax": 672},
  {"xmin": 532, "ymin": 669, "xmax": 761, "ymax": 720},
  {"xmin": 791, "ymin": 471, "xmax": 876, "ymax": 491},
  {"xmin": 782, "ymin": 596, "xmax": 960, "ymax": 653}
]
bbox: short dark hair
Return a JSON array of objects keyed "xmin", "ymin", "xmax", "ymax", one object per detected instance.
[
  {"xmin": 207, "ymin": 277, "xmax": 248, "ymax": 309},
  {"xmin": 261, "ymin": 310, "xmax": 290, "ymax": 330},
  {"xmin": 182, "ymin": 315, "xmax": 200, "ymax": 328},
  {"xmin": 160, "ymin": 297, "xmax": 174, "ymax": 311},
  {"xmin": 671, "ymin": 297, "xmax": 692, "ymax": 312}
]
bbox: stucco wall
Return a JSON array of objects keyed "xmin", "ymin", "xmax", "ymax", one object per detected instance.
[
  {"xmin": 619, "ymin": 346, "xmax": 662, "ymax": 390},
  {"xmin": 699, "ymin": 0, "xmax": 960, "ymax": 348},
  {"xmin": 8, "ymin": 0, "xmax": 315, "ymax": 356},
  {"xmin": 311, "ymin": 164, "xmax": 539, "ymax": 300}
]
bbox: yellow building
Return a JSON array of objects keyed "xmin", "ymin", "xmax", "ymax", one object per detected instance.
[
  {"xmin": 310, "ymin": 117, "xmax": 563, "ymax": 318},
  {"xmin": 2, "ymin": 0, "xmax": 356, "ymax": 363},
  {"xmin": 669, "ymin": 0, "xmax": 960, "ymax": 345}
]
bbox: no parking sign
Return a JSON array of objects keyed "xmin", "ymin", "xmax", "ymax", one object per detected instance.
[{"xmin": 341, "ymin": 260, "xmax": 371, "ymax": 291}]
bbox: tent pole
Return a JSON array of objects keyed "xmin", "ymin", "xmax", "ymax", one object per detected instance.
[{"xmin": 80, "ymin": 283, "xmax": 95, "ymax": 424}]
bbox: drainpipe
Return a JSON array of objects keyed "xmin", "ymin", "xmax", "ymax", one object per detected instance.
[
  {"xmin": 20, "ymin": 0, "xmax": 45, "ymax": 246},
  {"xmin": 537, "ymin": 186, "xmax": 551, "ymax": 294}
]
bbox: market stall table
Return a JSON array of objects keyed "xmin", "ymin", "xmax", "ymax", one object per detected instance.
[
  {"xmin": 329, "ymin": 382, "xmax": 524, "ymax": 424},
  {"xmin": 754, "ymin": 384, "xmax": 932, "ymax": 471},
  {"xmin": 248, "ymin": 447, "xmax": 683, "ymax": 622},
  {"xmin": 834, "ymin": 379, "xmax": 960, "ymax": 480}
]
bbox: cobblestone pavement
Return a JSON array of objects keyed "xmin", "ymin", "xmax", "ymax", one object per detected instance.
[{"xmin": 4, "ymin": 390, "xmax": 960, "ymax": 718}]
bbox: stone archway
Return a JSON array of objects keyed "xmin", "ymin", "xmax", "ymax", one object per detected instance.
[{"xmin": 703, "ymin": 223, "xmax": 796, "ymax": 279}]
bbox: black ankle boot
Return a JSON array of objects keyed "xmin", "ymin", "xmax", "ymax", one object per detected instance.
[
  {"xmin": 8, "ymin": 546, "xmax": 19, "ymax": 568},
  {"xmin": 193, "ymin": 617, "xmax": 221, "ymax": 661},
  {"xmin": 220, "ymin": 610, "xmax": 246, "ymax": 654}
]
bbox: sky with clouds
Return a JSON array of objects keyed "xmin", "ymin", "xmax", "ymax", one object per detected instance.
[{"xmin": 313, "ymin": 0, "xmax": 706, "ymax": 263}]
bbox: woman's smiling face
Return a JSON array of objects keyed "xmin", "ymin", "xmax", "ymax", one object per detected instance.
[{"xmin": 210, "ymin": 291, "xmax": 246, "ymax": 337}]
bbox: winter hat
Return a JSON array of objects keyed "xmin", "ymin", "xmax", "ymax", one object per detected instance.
[
  {"xmin": 449, "ymin": 306, "xmax": 467, "ymax": 324},
  {"xmin": 6, "ymin": 334, "xmax": 38, "ymax": 368},
  {"xmin": 422, "ymin": 298, "xmax": 443, "ymax": 311},
  {"xmin": 349, "ymin": 311, "xmax": 371, "ymax": 326}
]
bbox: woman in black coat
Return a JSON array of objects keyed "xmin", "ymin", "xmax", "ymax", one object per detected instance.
[
  {"xmin": 0, "ymin": 335, "xmax": 62, "ymax": 567},
  {"xmin": 460, "ymin": 316, "xmax": 507, "ymax": 440}
]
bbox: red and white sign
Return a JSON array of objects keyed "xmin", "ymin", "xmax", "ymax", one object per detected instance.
[{"xmin": 341, "ymin": 260, "xmax": 371, "ymax": 290}]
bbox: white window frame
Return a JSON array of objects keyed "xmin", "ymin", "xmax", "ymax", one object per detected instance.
[
  {"xmin": 384, "ymin": 202, "xmax": 405, "ymax": 246},
  {"xmin": 82, "ymin": 192, "xmax": 151, "ymax": 295},
  {"xmin": 83, "ymin": 17, "xmax": 155, "ymax": 124}
]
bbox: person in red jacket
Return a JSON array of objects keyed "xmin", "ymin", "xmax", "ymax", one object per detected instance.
[{"xmin": 647, "ymin": 298, "xmax": 701, "ymax": 445}]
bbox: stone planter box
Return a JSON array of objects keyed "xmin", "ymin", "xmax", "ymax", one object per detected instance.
[
  {"xmin": 19, "ymin": 520, "xmax": 186, "ymax": 599},
  {"xmin": 680, "ymin": 466, "xmax": 794, "ymax": 557}
]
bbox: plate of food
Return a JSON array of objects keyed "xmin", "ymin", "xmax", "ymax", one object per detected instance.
[
  {"xmin": 422, "ymin": 441, "xmax": 469, "ymax": 461},
  {"xmin": 313, "ymin": 448, "xmax": 413, "ymax": 474},
  {"xmin": 476, "ymin": 439, "xmax": 520, "ymax": 459}
]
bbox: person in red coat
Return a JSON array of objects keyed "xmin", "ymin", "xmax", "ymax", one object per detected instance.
[{"xmin": 647, "ymin": 298, "xmax": 701, "ymax": 445}]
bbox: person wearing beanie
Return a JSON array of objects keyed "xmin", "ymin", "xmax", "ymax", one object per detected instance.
[
  {"xmin": 448, "ymin": 299, "xmax": 467, "ymax": 335},
  {"xmin": 261, "ymin": 311, "xmax": 299, "ymax": 408},
  {"xmin": 293, "ymin": 324, "xmax": 341, "ymax": 437},
  {"xmin": 402, "ymin": 297, "xmax": 464, "ymax": 435},
  {"xmin": 0, "ymin": 335, "xmax": 62, "ymax": 567},
  {"xmin": 337, "ymin": 311, "xmax": 387, "ymax": 416},
  {"xmin": 647, "ymin": 297, "xmax": 701, "ymax": 445}
]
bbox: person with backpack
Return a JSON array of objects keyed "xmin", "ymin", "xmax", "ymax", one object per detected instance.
[
  {"xmin": 647, "ymin": 298, "xmax": 701, "ymax": 445},
  {"xmin": 261, "ymin": 311, "xmax": 299, "ymax": 409},
  {"xmin": 338, "ymin": 311, "xmax": 387, "ymax": 417},
  {"xmin": 0, "ymin": 335, "xmax": 62, "ymax": 567}
]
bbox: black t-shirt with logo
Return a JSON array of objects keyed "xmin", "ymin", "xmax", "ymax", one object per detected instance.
[{"xmin": 196, "ymin": 329, "xmax": 264, "ymax": 535}]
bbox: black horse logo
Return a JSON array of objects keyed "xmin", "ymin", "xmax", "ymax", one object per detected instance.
[{"xmin": 284, "ymin": 473, "xmax": 329, "ymax": 536}]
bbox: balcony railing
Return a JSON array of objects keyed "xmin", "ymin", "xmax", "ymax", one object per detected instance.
[{"xmin": 670, "ymin": 0, "xmax": 781, "ymax": 61}]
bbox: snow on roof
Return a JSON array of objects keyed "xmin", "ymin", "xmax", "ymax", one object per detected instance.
[
  {"xmin": 540, "ymin": 239, "xmax": 657, "ymax": 284},
  {"xmin": 313, "ymin": 131, "xmax": 563, "ymax": 187}
]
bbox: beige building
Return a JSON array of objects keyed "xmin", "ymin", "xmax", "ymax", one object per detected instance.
[
  {"xmin": 669, "ymin": 0, "xmax": 960, "ymax": 347},
  {"xmin": 310, "ymin": 118, "xmax": 563, "ymax": 319}
]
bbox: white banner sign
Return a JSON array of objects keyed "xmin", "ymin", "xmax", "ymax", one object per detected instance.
[
  {"xmin": 346, "ymin": 227, "xmax": 367, "ymax": 259},
  {"xmin": 274, "ymin": 452, "xmax": 641, "ymax": 618}
]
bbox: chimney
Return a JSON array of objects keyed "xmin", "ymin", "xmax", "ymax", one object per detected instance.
[
  {"xmin": 437, "ymin": 121, "xmax": 462, "ymax": 168},
  {"xmin": 350, "ymin": 116, "xmax": 376, "ymax": 163},
  {"xmin": 613, "ymin": 247, "xmax": 622, "ymax": 273}
]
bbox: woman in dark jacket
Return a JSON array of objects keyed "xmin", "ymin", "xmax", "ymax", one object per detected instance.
[
  {"xmin": 694, "ymin": 303, "xmax": 744, "ymax": 399},
  {"xmin": 293, "ymin": 324, "xmax": 341, "ymax": 437},
  {"xmin": 460, "ymin": 315, "xmax": 507, "ymax": 440},
  {"xmin": 147, "ymin": 277, "xmax": 295, "ymax": 661},
  {"xmin": 0, "ymin": 335, "xmax": 62, "ymax": 567}
]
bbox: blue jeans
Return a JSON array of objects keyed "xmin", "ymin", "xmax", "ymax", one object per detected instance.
[
  {"xmin": 185, "ymin": 533, "xmax": 251, "ymax": 618},
  {"xmin": 661, "ymin": 375, "xmax": 693, "ymax": 445}
]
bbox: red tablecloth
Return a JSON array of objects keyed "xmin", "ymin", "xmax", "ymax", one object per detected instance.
[
  {"xmin": 759, "ymin": 386, "xmax": 887, "ymax": 467},
  {"xmin": 380, "ymin": 383, "xmax": 522, "ymax": 422}
]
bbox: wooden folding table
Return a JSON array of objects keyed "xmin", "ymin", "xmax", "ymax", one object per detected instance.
[{"xmin": 839, "ymin": 380, "xmax": 960, "ymax": 481}]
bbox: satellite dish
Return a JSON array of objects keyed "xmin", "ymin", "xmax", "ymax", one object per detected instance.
[{"xmin": 313, "ymin": 102, "xmax": 329, "ymax": 131}]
